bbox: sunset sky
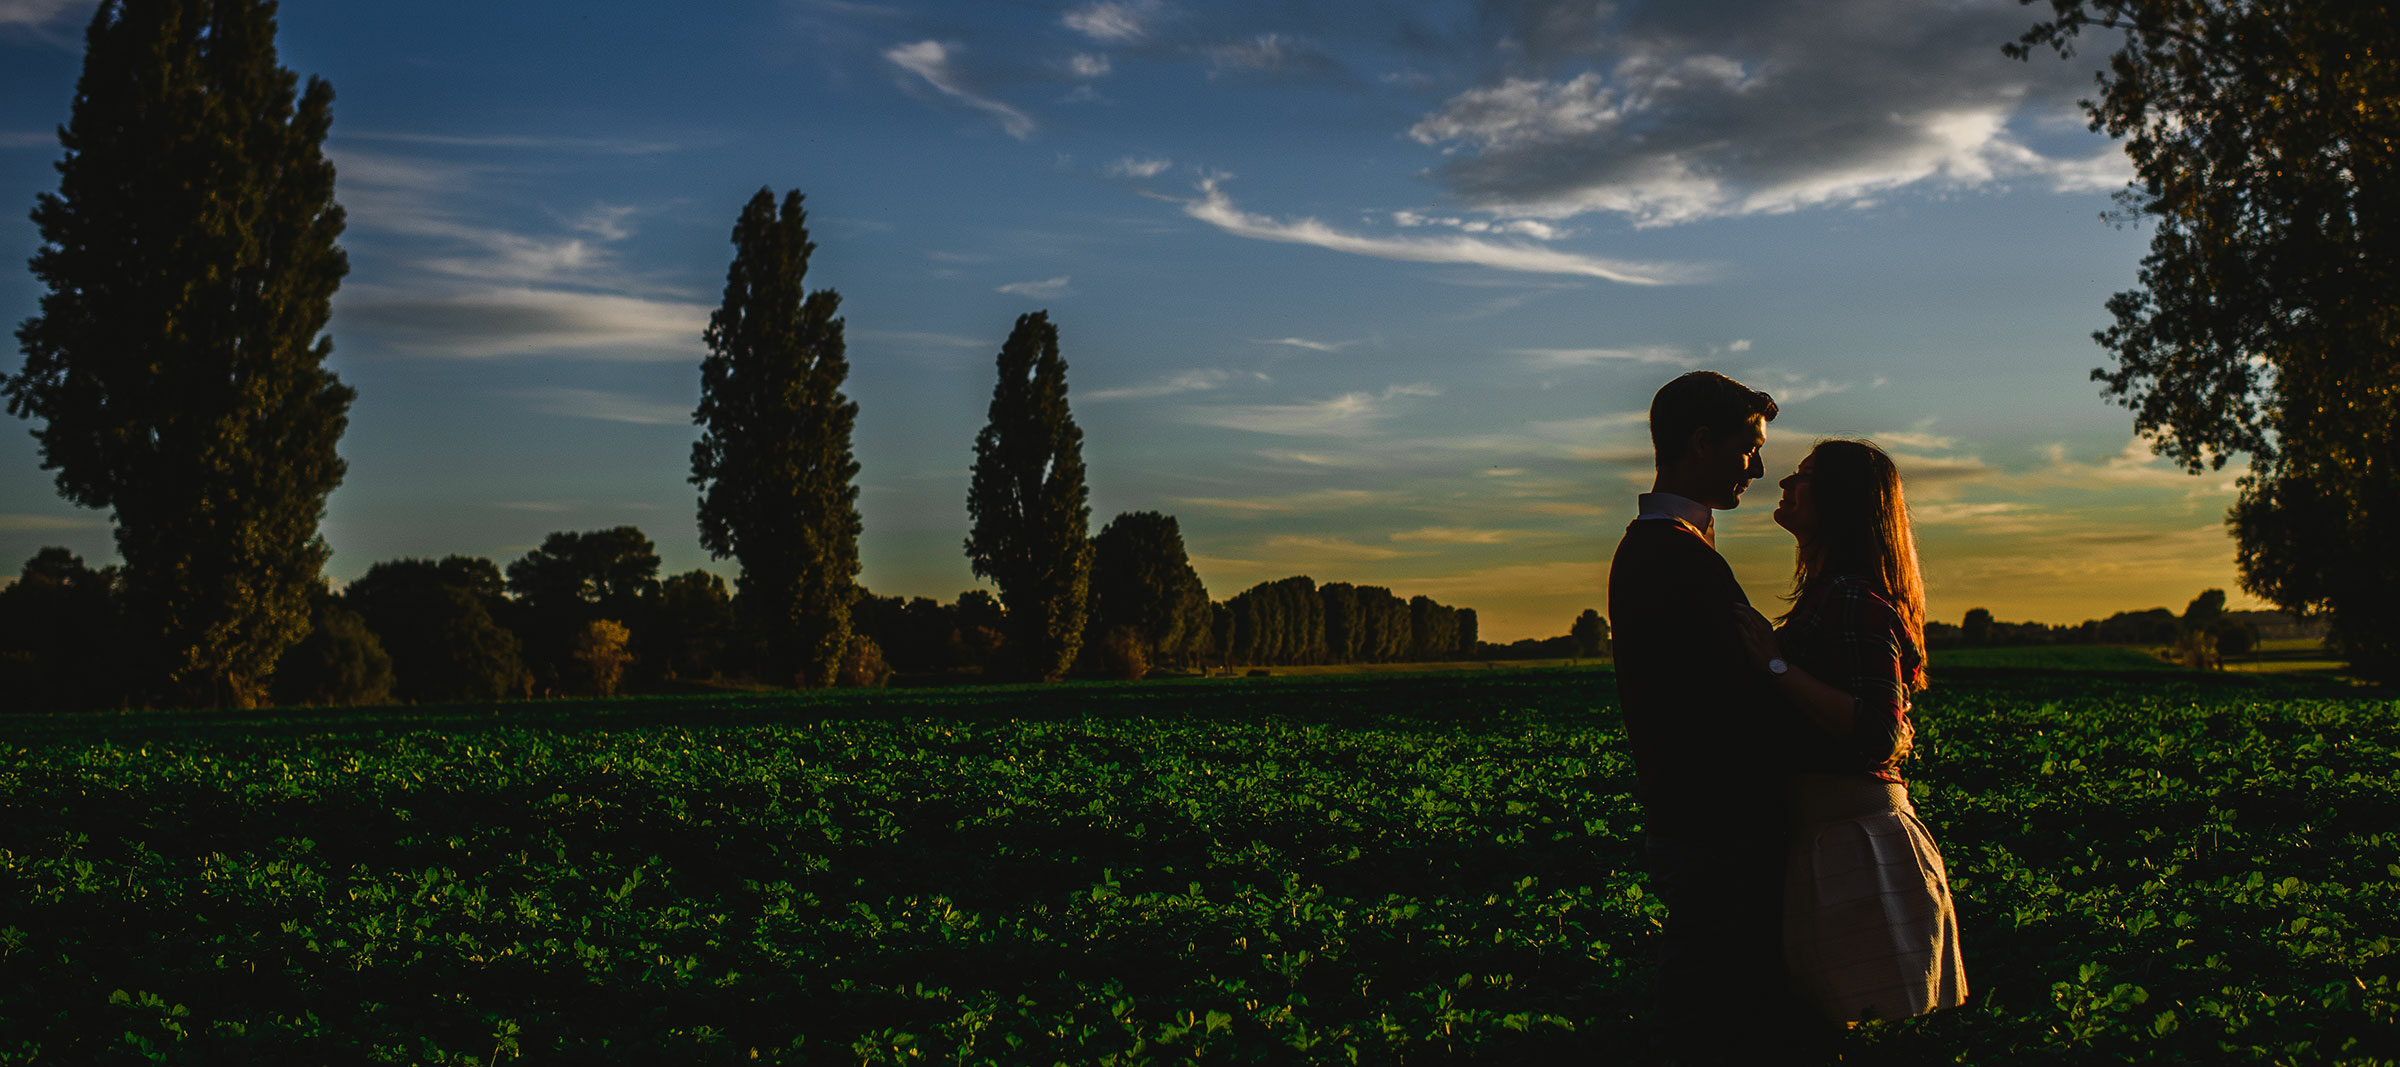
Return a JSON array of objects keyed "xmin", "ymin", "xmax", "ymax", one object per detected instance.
[{"xmin": 0, "ymin": 0, "xmax": 2261, "ymax": 642}]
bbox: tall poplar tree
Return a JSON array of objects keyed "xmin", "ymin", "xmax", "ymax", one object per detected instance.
[
  {"xmin": 691, "ymin": 188, "xmax": 861, "ymax": 689},
  {"xmin": 6, "ymin": 0, "xmax": 351, "ymax": 707},
  {"xmin": 965, "ymin": 312, "xmax": 1092, "ymax": 681}
]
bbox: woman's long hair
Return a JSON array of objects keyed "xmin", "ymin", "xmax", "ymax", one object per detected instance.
[{"xmin": 1789, "ymin": 439, "xmax": 1929, "ymax": 691}]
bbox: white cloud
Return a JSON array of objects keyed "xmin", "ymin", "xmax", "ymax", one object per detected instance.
[
  {"xmin": 337, "ymin": 284, "xmax": 709, "ymax": 360},
  {"xmin": 1393, "ymin": 211, "xmax": 1568, "ymax": 240},
  {"xmin": 521, "ymin": 387, "xmax": 693, "ymax": 426},
  {"xmin": 1184, "ymin": 383, "xmax": 1439, "ymax": 437},
  {"xmin": 1083, "ymin": 369, "xmax": 1229, "ymax": 402},
  {"xmin": 1253, "ymin": 336, "xmax": 1359, "ymax": 353},
  {"xmin": 1727, "ymin": 339, "xmax": 1753, "ymax": 352},
  {"xmin": 885, "ymin": 40, "xmax": 1036, "ymax": 141},
  {"xmin": 996, "ymin": 275, "xmax": 1072, "ymax": 298},
  {"xmin": 1514, "ymin": 345, "xmax": 1694, "ymax": 367},
  {"xmin": 1069, "ymin": 52, "xmax": 1112, "ymax": 78},
  {"xmin": 1062, "ymin": 0, "xmax": 1162, "ymax": 43},
  {"xmin": 1406, "ymin": 3, "xmax": 2130, "ymax": 226},
  {"xmin": 1168, "ymin": 176, "xmax": 1696, "ymax": 285},
  {"xmin": 1106, "ymin": 156, "xmax": 1172, "ymax": 179}
]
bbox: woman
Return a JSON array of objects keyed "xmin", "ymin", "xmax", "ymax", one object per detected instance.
[{"xmin": 1732, "ymin": 439, "xmax": 1968, "ymax": 1025}]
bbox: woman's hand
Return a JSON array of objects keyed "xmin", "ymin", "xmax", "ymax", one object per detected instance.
[{"xmin": 1731, "ymin": 604, "xmax": 1780, "ymax": 673}]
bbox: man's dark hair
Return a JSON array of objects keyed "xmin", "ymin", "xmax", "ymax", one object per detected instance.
[{"xmin": 1649, "ymin": 371, "xmax": 1777, "ymax": 463}]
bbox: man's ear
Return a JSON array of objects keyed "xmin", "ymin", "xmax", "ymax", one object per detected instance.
[{"xmin": 1685, "ymin": 424, "xmax": 1717, "ymax": 460}]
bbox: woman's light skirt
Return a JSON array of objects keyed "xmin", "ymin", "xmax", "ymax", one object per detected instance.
[{"xmin": 1784, "ymin": 773, "xmax": 1968, "ymax": 1023}]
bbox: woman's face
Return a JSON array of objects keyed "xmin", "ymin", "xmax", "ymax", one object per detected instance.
[{"xmin": 1773, "ymin": 453, "xmax": 1818, "ymax": 541}]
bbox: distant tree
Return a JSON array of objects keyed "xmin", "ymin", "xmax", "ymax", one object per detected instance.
[
  {"xmin": 570, "ymin": 619, "xmax": 633, "ymax": 697},
  {"xmin": 1455, "ymin": 608, "xmax": 1480, "ymax": 658},
  {"xmin": 507, "ymin": 527, "xmax": 660, "ymax": 692},
  {"xmin": 1319, "ymin": 583, "xmax": 1362, "ymax": 664},
  {"xmin": 692, "ymin": 188, "xmax": 862, "ymax": 689},
  {"xmin": 854, "ymin": 592, "xmax": 963, "ymax": 674},
  {"xmin": 0, "ymin": 547, "xmax": 121, "ymax": 710},
  {"xmin": 6, "ymin": 0, "xmax": 352, "ymax": 707},
  {"xmin": 271, "ymin": 593, "xmax": 393, "ymax": 707},
  {"xmin": 648, "ymin": 569, "xmax": 735, "ymax": 681},
  {"xmin": 954, "ymin": 589, "xmax": 1006, "ymax": 671},
  {"xmin": 1090, "ymin": 511, "xmax": 1212, "ymax": 669},
  {"xmin": 1570, "ymin": 609, "xmax": 1607, "ymax": 659},
  {"xmin": 838, "ymin": 633, "xmax": 891, "ymax": 688},
  {"xmin": 346, "ymin": 559, "xmax": 525, "ymax": 702},
  {"xmin": 1410, "ymin": 596, "xmax": 1458, "ymax": 661},
  {"xmin": 2012, "ymin": 0, "xmax": 2400, "ymax": 679},
  {"xmin": 1962, "ymin": 608, "xmax": 1995, "ymax": 647},
  {"xmin": 2181, "ymin": 589, "xmax": 2228, "ymax": 634},
  {"xmin": 964, "ymin": 312, "xmax": 1092, "ymax": 681}
]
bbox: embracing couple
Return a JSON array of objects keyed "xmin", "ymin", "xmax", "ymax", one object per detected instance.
[{"xmin": 1609, "ymin": 371, "xmax": 1968, "ymax": 1063}]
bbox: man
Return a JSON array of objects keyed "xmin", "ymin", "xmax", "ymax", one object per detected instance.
[{"xmin": 1607, "ymin": 370, "xmax": 1794, "ymax": 1062}]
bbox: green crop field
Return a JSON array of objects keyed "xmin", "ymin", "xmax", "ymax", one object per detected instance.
[{"xmin": 1, "ymin": 664, "xmax": 2393, "ymax": 1064}]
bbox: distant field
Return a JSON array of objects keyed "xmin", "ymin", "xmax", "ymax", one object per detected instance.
[
  {"xmin": 1933, "ymin": 644, "xmax": 2179, "ymax": 673},
  {"xmin": 1, "ymin": 663, "xmax": 2392, "ymax": 1063}
]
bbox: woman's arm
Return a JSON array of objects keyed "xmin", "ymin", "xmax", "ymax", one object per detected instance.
[{"xmin": 1731, "ymin": 603, "xmax": 1860, "ymax": 736}]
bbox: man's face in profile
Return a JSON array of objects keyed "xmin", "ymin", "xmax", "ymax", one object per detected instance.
[{"xmin": 1693, "ymin": 414, "xmax": 1768, "ymax": 510}]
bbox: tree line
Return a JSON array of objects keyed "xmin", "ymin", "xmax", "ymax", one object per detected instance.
[{"xmin": 1926, "ymin": 589, "xmax": 2321, "ymax": 662}]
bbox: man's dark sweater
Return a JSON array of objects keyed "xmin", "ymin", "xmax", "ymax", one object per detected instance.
[{"xmin": 1606, "ymin": 516, "xmax": 1790, "ymax": 838}]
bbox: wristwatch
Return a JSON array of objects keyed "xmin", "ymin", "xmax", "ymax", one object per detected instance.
[{"xmin": 1766, "ymin": 657, "xmax": 1789, "ymax": 676}]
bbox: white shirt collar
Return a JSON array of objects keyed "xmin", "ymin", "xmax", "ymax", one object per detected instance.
[{"xmin": 1635, "ymin": 491, "xmax": 1715, "ymax": 545}]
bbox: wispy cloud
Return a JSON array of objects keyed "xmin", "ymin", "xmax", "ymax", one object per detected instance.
[
  {"xmin": 1749, "ymin": 371, "xmax": 1850, "ymax": 404},
  {"xmin": 852, "ymin": 328, "xmax": 988, "ymax": 351},
  {"xmin": 1083, "ymin": 369, "xmax": 1228, "ymax": 402},
  {"xmin": 1173, "ymin": 487, "xmax": 1389, "ymax": 515},
  {"xmin": 1184, "ymin": 383, "xmax": 1440, "ymax": 437},
  {"xmin": 1062, "ymin": 0, "xmax": 1164, "ymax": 44},
  {"xmin": 1393, "ymin": 211, "xmax": 1568, "ymax": 240},
  {"xmin": 1203, "ymin": 32, "xmax": 1346, "ymax": 83},
  {"xmin": 338, "ymin": 130, "xmax": 678, "ymax": 154},
  {"xmin": 0, "ymin": 0, "xmax": 83, "ymax": 30},
  {"xmin": 0, "ymin": 513, "xmax": 105, "ymax": 532},
  {"xmin": 885, "ymin": 40, "xmax": 1036, "ymax": 140},
  {"xmin": 520, "ymin": 387, "xmax": 693, "ymax": 426},
  {"xmin": 1515, "ymin": 345, "xmax": 1695, "ymax": 367},
  {"xmin": 1068, "ymin": 52, "xmax": 1112, "ymax": 78},
  {"xmin": 1390, "ymin": 525, "xmax": 1517, "ymax": 544},
  {"xmin": 1166, "ymin": 176, "xmax": 1698, "ymax": 285},
  {"xmin": 1253, "ymin": 336, "xmax": 1360, "ymax": 353},
  {"xmin": 996, "ymin": 275, "xmax": 1072, "ymax": 298},
  {"xmin": 1260, "ymin": 534, "xmax": 1415, "ymax": 561},
  {"xmin": 337, "ymin": 284, "xmax": 709, "ymax": 360},
  {"xmin": 1106, "ymin": 156, "xmax": 1172, "ymax": 179}
]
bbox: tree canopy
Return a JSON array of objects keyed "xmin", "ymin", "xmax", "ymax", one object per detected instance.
[
  {"xmin": 691, "ymin": 188, "xmax": 863, "ymax": 689},
  {"xmin": 964, "ymin": 312, "xmax": 1092, "ymax": 681},
  {"xmin": 6, "ymin": 0, "xmax": 352, "ymax": 706},
  {"xmin": 2012, "ymin": 0, "xmax": 2400, "ymax": 677}
]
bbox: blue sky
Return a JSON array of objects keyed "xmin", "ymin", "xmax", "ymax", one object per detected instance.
[{"xmin": 1, "ymin": 0, "xmax": 2258, "ymax": 641}]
